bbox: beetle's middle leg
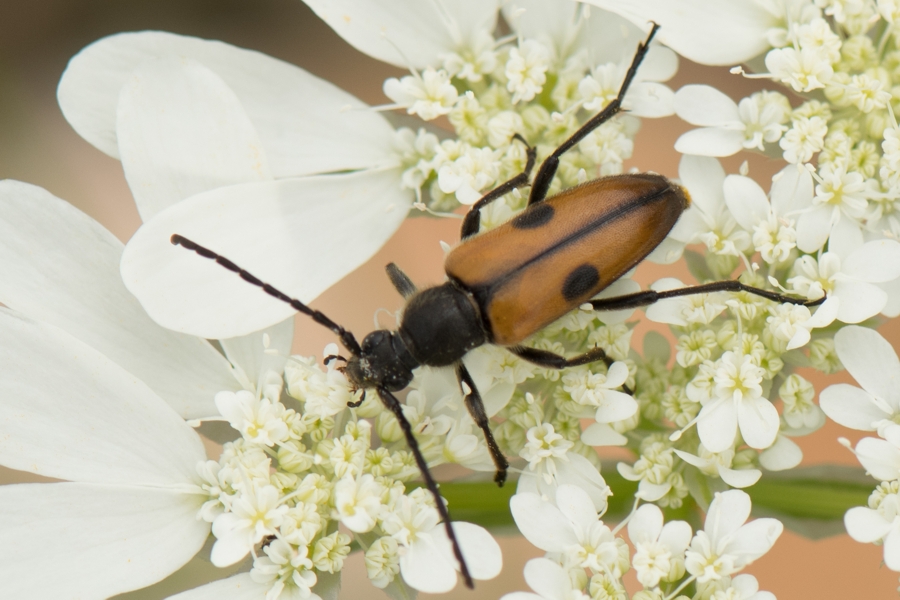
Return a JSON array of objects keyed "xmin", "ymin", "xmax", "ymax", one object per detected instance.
[
  {"xmin": 527, "ymin": 23, "xmax": 660, "ymax": 206},
  {"xmin": 507, "ymin": 345, "xmax": 633, "ymax": 394},
  {"xmin": 459, "ymin": 135, "xmax": 537, "ymax": 240},
  {"xmin": 456, "ymin": 362, "xmax": 509, "ymax": 485}
]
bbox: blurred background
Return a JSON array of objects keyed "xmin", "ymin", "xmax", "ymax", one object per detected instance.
[{"xmin": 1, "ymin": 1, "xmax": 898, "ymax": 597}]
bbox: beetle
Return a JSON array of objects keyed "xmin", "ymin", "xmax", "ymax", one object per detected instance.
[{"xmin": 171, "ymin": 23, "xmax": 822, "ymax": 588}]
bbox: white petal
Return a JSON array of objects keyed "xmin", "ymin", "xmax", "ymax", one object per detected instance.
[
  {"xmin": 795, "ymin": 206, "xmax": 832, "ymax": 253},
  {"xmin": 674, "ymin": 85, "xmax": 740, "ymax": 126},
  {"xmin": 304, "ymin": 0, "xmax": 499, "ymax": 69},
  {"xmin": 723, "ymin": 175, "xmax": 770, "ymax": 232},
  {"xmin": 770, "ymin": 164, "xmax": 813, "ymax": 215},
  {"xmin": 879, "ymin": 276, "xmax": 900, "ymax": 318},
  {"xmin": 727, "ymin": 518, "xmax": 782, "ymax": 564},
  {"xmin": 522, "ymin": 558, "xmax": 570, "ymax": 600},
  {"xmin": 759, "ymin": 435, "xmax": 803, "ymax": 471},
  {"xmin": 454, "ymin": 522, "xmax": 503, "ymax": 580},
  {"xmin": 833, "ymin": 280, "xmax": 887, "ymax": 323},
  {"xmin": 718, "ymin": 466, "xmax": 762, "ymax": 488},
  {"xmin": 628, "ymin": 503, "xmax": 663, "ymax": 544},
  {"xmin": 220, "ymin": 317, "xmax": 295, "ymax": 390},
  {"xmin": 0, "ymin": 181, "xmax": 234, "ymax": 418},
  {"xmin": 659, "ymin": 520, "xmax": 693, "ymax": 553},
  {"xmin": 117, "ymin": 57, "xmax": 271, "ymax": 221},
  {"xmin": 646, "ymin": 236, "xmax": 686, "ymax": 264},
  {"xmin": 168, "ymin": 573, "xmax": 271, "ymax": 600},
  {"xmin": 705, "ymin": 489, "xmax": 751, "ymax": 542},
  {"xmin": 556, "ymin": 484, "xmax": 598, "ymax": 531},
  {"xmin": 678, "ymin": 154, "xmax": 726, "ymax": 215},
  {"xmin": 885, "ymin": 526, "xmax": 900, "ymax": 571},
  {"xmin": 510, "ymin": 493, "xmax": 578, "ymax": 552},
  {"xmin": 675, "ymin": 128, "xmax": 745, "ymax": 157},
  {"xmin": 834, "ymin": 326, "xmax": 900, "ymax": 408},
  {"xmin": 0, "ymin": 310, "xmax": 206, "ymax": 485},
  {"xmin": 673, "ymin": 449, "xmax": 707, "ymax": 469},
  {"xmin": 400, "ymin": 535, "xmax": 458, "ymax": 593},
  {"xmin": 58, "ymin": 31, "xmax": 396, "ymax": 175},
  {"xmin": 819, "ymin": 384, "xmax": 885, "ymax": 430},
  {"xmin": 626, "ymin": 81, "xmax": 675, "ymax": 117},
  {"xmin": 736, "ymin": 396, "xmax": 780, "ymax": 450},
  {"xmin": 580, "ymin": 0, "xmax": 775, "ymax": 65},
  {"xmin": 844, "ymin": 506, "xmax": 891, "ymax": 543},
  {"xmin": 581, "ymin": 422, "xmax": 628, "ymax": 446},
  {"xmin": 855, "ymin": 437, "xmax": 900, "ymax": 481},
  {"xmin": 842, "ymin": 240, "xmax": 900, "ymax": 283},
  {"xmin": 554, "ymin": 453, "xmax": 611, "ymax": 511},
  {"xmin": 0, "ymin": 483, "xmax": 208, "ymax": 599},
  {"xmin": 639, "ymin": 45, "xmax": 679, "ymax": 82},
  {"xmin": 594, "ymin": 390, "xmax": 639, "ymax": 423},
  {"xmin": 121, "ymin": 168, "xmax": 410, "ymax": 339},
  {"xmin": 697, "ymin": 400, "xmax": 738, "ymax": 453}
]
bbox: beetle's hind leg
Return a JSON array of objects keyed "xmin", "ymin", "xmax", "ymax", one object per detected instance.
[
  {"xmin": 527, "ymin": 23, "xmax": 660, "ymax": 206},
  {"xmin": 456, "ymin": 363, "xmax": 509, "ymax": 485},
  {"xmin": 460, "ymin": 134, "xmax": 537, "ymax": 240}
]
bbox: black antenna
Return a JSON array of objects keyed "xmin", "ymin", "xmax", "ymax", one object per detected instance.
[{"xmin": 171, "ymin": 234, "xmax": 361, "ymax": 355}]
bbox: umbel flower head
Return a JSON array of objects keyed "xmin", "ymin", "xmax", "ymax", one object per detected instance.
[{"xmin": 9, "ymin": 0, "xmax": 900, "ymax": 597}]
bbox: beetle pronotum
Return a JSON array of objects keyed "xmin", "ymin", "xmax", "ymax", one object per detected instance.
[{"xmin": 171, "ymin": 23, "xmax": 822, "ymax": 588}]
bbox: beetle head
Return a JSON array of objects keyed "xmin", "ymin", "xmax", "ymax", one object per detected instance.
[{"xmin": 344, "ymin": 330, "xmax": 414, "ymax": 392}]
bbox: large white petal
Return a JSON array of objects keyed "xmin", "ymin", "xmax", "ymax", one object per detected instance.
[
  {"xmin": 770, "ymin": 164, "xmax": 813, "ymax": 216},
  {"xmin": 303, "ymin": 0, "xmax": 499, "ymax": 69},
  {"xmin": 834, "ymin": 326, "xmax": 900, "ymax": 411},
  {"xmin": 727, "ymin": 518, "xmax": 783, "ymax": 565},
  {"xmin": 697, "ymin": 399, "xmax": 737, "ymax": 453},
  {"xmin": 795, "ymin": 205, "xmax": 832, "ymax": 253},
  {"xmin": 718, "ymin": 465, "xmax": 762, "ymax": 488},
  {"xmin": 628, "ymin": 503, "xmax": 663, "ymax": 544},
  {"xmin": 724, "ymin": 175, "xmax": 770, "ymax": 231},
  {"xmin": 121, "ymin": 168, "xmax": 410, "ymax": 339},
  {"xmin": 674, "ymin": 128, "xmax": 744, "ymax": 157},
  {"xmin": 0, "ymin": 483, "xmax": 208, "ymax": 599},
  {"xmin": 58, "ymin": 31, "xmax": 396, "ymax": 175},
  {"xmin": 117, "ymin": 57, "xmax": 271, "ymax": 221},
  {"xmin": 453, "ymin": 522, "xmax": 503, "ymax": 580},
  {"xmin": 522, "ymin": 558, "xmax": 570, "ymax": 600},
  {"xmin": 819, "ymin": 384, "xmax": 884, "ymax": 430},
  {"xmin": 759, "ymin": 435, "xmax": 803, "ymax": 471},
  {"xmin": 625, "ymin": 81, "xmax": 675, "ymax": 117},
  {"xmin": 737, "ymin": 396, "xmax": 780, "ymax": 450},
  {"xmin": 674, "ymin": 85, "xmax": 740, "ymax": 126},
  {"xmin": 556, "ymin": 484, "xmax": 598, "ymax": 531},
  {"xmin": 0, "ymin": 180, "xmax": 234, "ymax": 419},
  {"xmin": 400, "ymin": 534, "xmax": 458, "ymax": 593},
  {"xmin": 833, "ymin": 280, "xmax": 887, "ymax": 323},
  {"xmin": 842, "ymin": 239, "xmax": 900, "ymax": 283},
  {"xmin": 0, "ymin": 310, "xmax": 206, "ymax": 485},
  {"xmin": 578, "ymin": 0, "xmax": 775, "ymax": 65},
  {"xmin": 855, "ymin": 437, "xmax": 900, "ymax": 481},
  {"xmin": 168, "ymin": 574, "xmax": 270, "ymax": 600},
  {"xmin": 705, "ymin": 489, "xmax": 751, "ymax": 542},
  {"xmin": 510, "ymin": 493, "xmax": 577, "ymax": 552},
  {"xmin": 678, "ymin": 154, "xmax": 726, "ymax": 215},
  {"xmin": 844, "ymin": 506, "xmax": 891, "ymax": 543},
  {"xmin": 885, "ymin": 526, "xmax": 900, "ymax": 571}
]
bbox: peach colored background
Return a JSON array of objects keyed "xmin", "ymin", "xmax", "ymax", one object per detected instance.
[{"xmin": 1, "ymin": 1, "xmax": 898, "ymax": 598}]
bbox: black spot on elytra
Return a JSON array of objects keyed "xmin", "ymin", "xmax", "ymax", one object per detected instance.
[
  {"xmin": 561, "ymin": 264, "xmax": 600, "ymax": 301},
  {"xmin": 511, "ymin": 203, "xmax": 554, "ymax": 229}
]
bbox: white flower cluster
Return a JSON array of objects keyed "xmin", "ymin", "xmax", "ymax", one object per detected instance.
[
  {"xmin": 384, "ymin": 1, "xmax": 678, "ymax": 214},
  {"xmin": 199, "ymin": 345, "xmax": 503, "ymax": 597},
  {"xmin": 504, "ymin": 486, "xmax": 780, "ymax": 600}
]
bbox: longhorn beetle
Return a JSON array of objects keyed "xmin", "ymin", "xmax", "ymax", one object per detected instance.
[{"xmin": 171, "ymin": 23, "xmax": 823, "ymax": 588}]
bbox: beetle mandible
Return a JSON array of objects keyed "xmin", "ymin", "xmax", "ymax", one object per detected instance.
[{"xmin": 171, "ymin": 23, "xmax": 823, "ymax": 588}]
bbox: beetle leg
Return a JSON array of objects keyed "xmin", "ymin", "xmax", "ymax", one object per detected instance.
[
  {"xmin": 528, "ymin": 23, "xmax": 660, "ymax": 206},
  {"xmin": 347, "ymin": 389, "xmax": 366, "ymax": 408},
  {"xmin": 460, "ymin": 134, "xmax": 537, "ymax": 239},
  {"xmin": 456, "ymin": 363, "xmax": 509, "ymax": 486},
  {"xmin": 507, "ymin": 345, "xmax": 633, "ymax": 394},
  {"xmin": 587, "ymin": 280, "xmax": 826, "ymax": 312},
  {"xmin": 171, "ymin": 234, "xmax": 362, "ymax": 355},
  {"xmin": 377, "ymin": 386, "xmax": 475, "ymax": 589},
  {"xmin": 385, "ymin": 262, "xmax": 417, "ymax": 299}
]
